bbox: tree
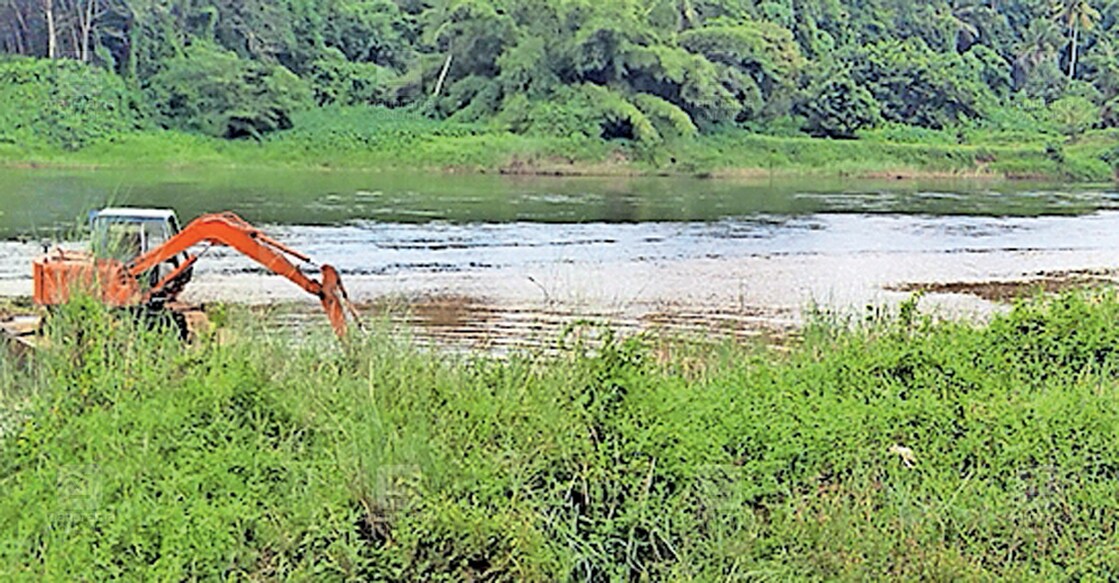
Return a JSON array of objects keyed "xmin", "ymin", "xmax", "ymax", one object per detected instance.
[
  {"xmin": 0, "ymin": 56, "xmax": 140, "ymax": 149},
  {"xmin": 146, "ymin": 41, "xmax": 310, "ymax": 138},
  {"xmin": 1052, "ymin": 0, "xmax": 1101, "ymax": 80},
  {"xmin": 75, "ymin": 0, "xmax": 101, "ymax": 62},
  {"xmin": 1083, "ymin": 35, "xmax": 1119, "ymax": 99},
  {"xmin": 796, "ymin": 70, "xmax": 881, "ymax": 138},
  {"xmin": 0, "ymin": 0, "xmax": 36, "ymax": 55},
  {"xmin": 42, "ymin": 0, "xmax": 55, "ymax": 58},
  {"xmin": 3, "ymin": 0, "xmax": 1119, "ymax": 145},
  {"xmin": 323, "ymin": 0, "xmax": 413, "ymax": 70},
  {"xmin": 1013, "ymin": 18, "xmax": 1062, "ymax": 89},
  {"xmin": 1083, "ymin": 35, "xmax": 1119, "ymax": 125},
  {"xmin": 852, "ymin": 38, "xmax": 992, "ymax": 129},
  {"xmin": 965, "ymin": 44, "xmax": 1013, "ymax": 97},
  {"xmin": 946, "ymin": 0, "xmax": 1005, "ymax": 53},
  {"xmin": 678, "ymin": 19, "xmax": 804, "ymax": 122}
]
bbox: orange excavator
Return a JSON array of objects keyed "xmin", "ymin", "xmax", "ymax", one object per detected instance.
[{"xmin": 29, "ymin": 208, "xmax": 360, "ymax": 339}]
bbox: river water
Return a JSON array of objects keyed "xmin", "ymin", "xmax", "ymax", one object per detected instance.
[{"xmin": 2, "ymin": 168, "xmax": 1118, "ymax": 346}]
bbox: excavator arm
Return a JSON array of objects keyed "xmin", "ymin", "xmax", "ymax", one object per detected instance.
[{"xmin": 126, "ymin": 213, "xmax": 357, "ymax": 338}]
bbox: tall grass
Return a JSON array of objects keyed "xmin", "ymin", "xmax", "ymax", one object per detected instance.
[{"xmin": 3, "ymin": 291, "xmax": 1119, "ymax": 579}]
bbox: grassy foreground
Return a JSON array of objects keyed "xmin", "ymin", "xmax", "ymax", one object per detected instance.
[
  {"xmin": 3, "ymin": 292, "xmax": 1119, "ymax": 579},
  {"xmin": 2, "ymin": 106, "xmax": 1117, "ymax": 182}
]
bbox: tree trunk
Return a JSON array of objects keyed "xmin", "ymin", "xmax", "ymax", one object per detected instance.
[
  {"xmin": 14, "ymin": 4, "xmax": 30, "ymax": 55},
  {"xmin": 79, "ymin": 0, "xmax": 95, "ymax": 62},
  {"xmin": 44, "ymin": 0, "xmax": 56, "ymax": 59},
  {"xmin": 433, "ymin": 52, "xmax": 453, "ymax": 97},
  {"xmin": 1068, "ymin": 22, "xmax": 1078, "ymax": 80}
]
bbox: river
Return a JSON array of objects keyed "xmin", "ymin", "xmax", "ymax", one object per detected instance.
[{"xmin": 2, "ymin": 168, "xmax": 1118, "ymax": 347}]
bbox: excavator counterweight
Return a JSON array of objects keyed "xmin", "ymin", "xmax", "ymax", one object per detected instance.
[{"xmin": 31, "ymin": 209, "xmax": 358, "ymax": 339}]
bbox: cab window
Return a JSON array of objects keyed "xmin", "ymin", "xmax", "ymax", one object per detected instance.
[{"xmin": 92, "ymin": 218, "xmax": 174, "ymax": 261}]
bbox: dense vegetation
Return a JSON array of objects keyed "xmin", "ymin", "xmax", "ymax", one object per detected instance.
[
  {"xmin": 3, "ymin": 291, "xmax": 1119, "ymax": 578},
  {"xmin": 1, "ymin": 0, "xmax": 1119, "ymax": 177}
]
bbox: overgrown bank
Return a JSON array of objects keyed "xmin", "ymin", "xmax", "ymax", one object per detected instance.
[
  {"xmin": 3, "ymin": 292, "xmax": 1119, "ymax": 579},
  {"xmin": 1, "ymin": 57, "xmax": 1116, "ymax": 181},
  {"xmin": 4, "ymin": 106, "xmax": 1118, "ymax": 181}
]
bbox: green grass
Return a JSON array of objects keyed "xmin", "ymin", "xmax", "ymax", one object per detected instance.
[
  {"xmin": 674, "ymin": 129, "xmax": 1115, "ymax": 181},
  {"xmin": 2, "ymin": 105, "xmax": 1115, "ymax": 182},
  {"xmin": 4, "ymin": 291, "xmax": 1119, "ymax": 579}
]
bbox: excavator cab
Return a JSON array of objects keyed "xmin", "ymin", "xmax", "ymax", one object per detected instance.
[{"xmin": 89, "ymin": 208, "xmax": 193, "ymax": 296}]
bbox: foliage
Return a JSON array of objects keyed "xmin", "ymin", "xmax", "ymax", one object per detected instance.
[
  {"xmin": 969, "ymin": 96, "xmax": 1059, "ymax": 137},
  {"xmin": 6, "ymin": 292, "xmax": 1119, "ymax": 578},
  {"xmin": 1048, "ymin": 95, "xmax": 1098, "ymax": 139},
  {"xmin": 146, "ymin": 42, "xmax": 311, "ymax": 139},
  {"xmin": 851, "ymin": 39, "xmax": 993, "ymax": 129},
  {"xmin": 308, "ymin": 50, "xmax": 396, "ymax": 107},
  {"xmin": 3, "ymin": 0, "xmax": 1119, "ymax": 171},
  {"xmin": 797, "ymin": 69, "xmax": 881, "ymax": 138},
  {"xmin": 632, "ymin": 93, "xmax": 698, "ymax": 140},
  {"xmin": 678, "ymin": 19, "xmax": 805, "ymax": 121},
  {"xmin": 0, "ymin": 56, "xmax": 141, "ymax": 150}
]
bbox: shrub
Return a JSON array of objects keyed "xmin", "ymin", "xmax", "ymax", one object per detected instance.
[
  {"xmin": 308, "ymin": 50, "xmax": 396, "ymax": 107},
  {"xmin": 496, "ymin": 85, "xmax": 666, "ymax": 144},
  {"xmin": 797, "ymin": 73, "xmax": 881, "ymax": 139},
  {"xmin": 0, "ymin": 56, "xmax": 142, "ymax": 150},
  {"xmin": 146, "ymin": 42, "xmax": 311, "ymax": 139},
  {"xmin": 1048, "ymin": 95, "xmax": 1099, "ymax": 140}
]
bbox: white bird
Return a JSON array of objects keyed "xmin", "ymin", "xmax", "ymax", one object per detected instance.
[{"xmin": 888, "ymin": 444, "xmax": 917, "ymax": 468}]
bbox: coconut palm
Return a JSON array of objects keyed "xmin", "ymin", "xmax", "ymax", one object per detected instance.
[
  {"xmin": 1052, "ymin": 0, "xmax": 1101, "ymax": 80},
  {"xmin": 1014, "ymin": 17, "xmax": 1062, "ymax": 72},
  {"xmin": 1083, "ymin": 35, "xmax": 1119, "ymax": 98}
]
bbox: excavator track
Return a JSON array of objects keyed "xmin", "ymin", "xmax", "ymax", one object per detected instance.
[
  {"xmin": 1, "ymin": 304, "xmax": 211, "ymax": 358},
  {"xmin": 2, "ymin": 313, "xmax": 44, "ymax": 358},
  {"xmin": 166, "ymin": 302, "xmax": 212, "ymax": 341}
]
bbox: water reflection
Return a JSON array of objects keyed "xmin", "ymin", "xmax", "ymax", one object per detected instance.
[{"xmin": 0, "ymin": 168, "xmax": 1114, "ymax": 239}]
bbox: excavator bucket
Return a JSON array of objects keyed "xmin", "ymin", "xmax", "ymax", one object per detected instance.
[
  {"xmin": 319, "ymin": 264, "xmax": 346, "ymax": 337},
  {"xmin": 318, "ymin": 264, "xmax": 361, "ymax": 338}
]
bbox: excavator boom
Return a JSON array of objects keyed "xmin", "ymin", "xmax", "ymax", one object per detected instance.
[
  {"xmin": 33, "ymin": 211, "xmax": 358, "ymax": 339},
  {"xmin": 128, "ymin": 212, "xmax": 355, "ymax": 338}
]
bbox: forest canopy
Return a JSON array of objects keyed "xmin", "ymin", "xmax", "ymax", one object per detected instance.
[{"xmin": 1, "ymin": 0, "xmax": 1118, "ymax": 144}]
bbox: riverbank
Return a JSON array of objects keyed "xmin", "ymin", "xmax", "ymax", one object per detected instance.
[
  {"xmin": 4, "ymin": 291, "xmax": 1119, "ymax": 579},
  {"xmin": 3, "ymin": 106, "xmax": 1116, "ymax": 182}
]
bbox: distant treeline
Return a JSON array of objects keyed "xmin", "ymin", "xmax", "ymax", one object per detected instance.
[{"xmin": 1, "ymin": 0, "xmax": 1117, "ymax": 145}]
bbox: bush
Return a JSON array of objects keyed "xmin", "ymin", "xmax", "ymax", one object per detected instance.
[
  {"xmin": 797, "ymin": 72, "xmax": 881, "ymax": 138},
  {"xmin": 146, "ymin": 42, "xmax": 311, "ymax": 139},
  {"xmin": 1048, "ymin": 95, "xmax": 1099, "ymax": 140},
  {"xmin": 496, "ymin": 86, "xmax": 664, "ymax": 144},
  {"xmin": 860, "ymin": 123, "xmax": 957, "ymax": 145},
  {"xmin": 0, "ymin": 56, "xmax": 143, "ymax": 150},
  {"xmin": 308, "ymin": 51, "xmax": 396, "ymax": 107}
]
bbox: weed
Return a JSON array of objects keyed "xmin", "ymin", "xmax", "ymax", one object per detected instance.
[{"xmin": 3, "ymin": 291, "xmax": 1119, "ymax": 578}]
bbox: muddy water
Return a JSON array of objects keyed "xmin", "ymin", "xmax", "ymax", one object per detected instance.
[{"xmin": 2, "ymin": 168, "xmax": 1118, "ymax": 348}]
